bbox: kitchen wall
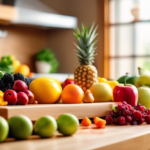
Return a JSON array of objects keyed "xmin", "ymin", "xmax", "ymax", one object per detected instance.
[
  {"xmin": 0, "ymin": 0, "xmax": 102, "ymax": 75},
  {"xmin": 0, "ymin": 26, "xmax": 48, "ymax": 71},
  {"xmin": 42, "ymin": 0, "xmax": 101, "ymax": 74}
]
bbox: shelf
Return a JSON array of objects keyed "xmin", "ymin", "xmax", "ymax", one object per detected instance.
[
  {"xmin": 0, "ymin": 102, "xmax": 119, "ymax": 121},
  {"xmin": 110, "ymin": 20, "xmax": 150, "ymax": 26},
  {"xmin": 0, "ymin": 4, "xmax": 77, "ymax": 29}
]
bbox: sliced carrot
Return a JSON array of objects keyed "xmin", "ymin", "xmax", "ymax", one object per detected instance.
[
  {"xmin": 81, "ymin": 117, "xmax": 91, "ymax": 126},
  {"xmin": 95, "ymin": 119, "xmax": 106, "ymax": 128},
  {"xmin": 93, "ymin": 117, "xmax": 101, "ymax": 123}
]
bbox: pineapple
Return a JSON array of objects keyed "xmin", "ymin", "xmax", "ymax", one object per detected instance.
[{"xmin": 74, "ymin": 23, "xmax": 98, "ymax": 92}]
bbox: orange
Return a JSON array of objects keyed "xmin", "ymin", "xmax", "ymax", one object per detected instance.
[
  {"xmin": 14, "ymin": 64, "xmax": 30, "ymax": 77},
  {"xmin": 29, "ymin": 77, "xmax": 62, "ymax": 104},
  {"xmin": 95, "ymin": 118, "xmax": 106, "ymax": 128},
  {"xmin": 93, "ymin": 117, "xmax": 101, "ymax": 123},
  {"xmin": 61, "ymin": 84, "xmax": 84, "ymax": 104},
  {"xmin": 81, "ymin": 117, "xmax": 91, "ymax": 126}
]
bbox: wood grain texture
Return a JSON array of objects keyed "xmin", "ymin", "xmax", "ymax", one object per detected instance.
[
  {"xmin": 0, "ymin": 102, "xmax": 119, "ymax": 120},
  {"xmin": 0, "ymin": 5, "xmax": 17, "ymax": 24},
  {"xmin": 1, "ymin": 124, "xmax": 150, "ymax": 150}
]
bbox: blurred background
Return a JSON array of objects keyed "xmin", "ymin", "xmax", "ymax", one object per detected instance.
[{"xmin": 0, "ymin": 0, "xmax": 150, "ymax": 80}]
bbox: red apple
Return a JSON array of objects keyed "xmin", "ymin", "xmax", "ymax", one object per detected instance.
[
  {"xmin": 17, "ymin": 92, "xmax": 29, "ymax": 105},
  {"xmin": 23, "ymin": 90, "xmax": 35, "ymax": 104},
  {"xmin": 62, "ymin": 77, "xmax": 74, "ymax": 89},
  {"xmin": 3, "ymin": 90, "xmax": 17, "ymax": 105},
  {"xmin": 113, "ymin": 84, "xmax": 138, "ymax": 106},
  {"xmin": 13, "ymin": 80, "xmax": 28, "ymax": 92}
]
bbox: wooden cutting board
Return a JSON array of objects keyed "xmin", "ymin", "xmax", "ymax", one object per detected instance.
[{"xmin": 0, "ymin": 102, "xmax": 119, "ymax": 120}]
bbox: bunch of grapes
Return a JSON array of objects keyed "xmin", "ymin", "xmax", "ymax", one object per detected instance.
[{"xmin": 105, "ymin": 102, "xmax": 150, "ymax": 125}]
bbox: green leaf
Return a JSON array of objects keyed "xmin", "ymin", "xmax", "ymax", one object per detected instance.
[
  {"xmin": 74, "ymin": 43, "xmax": 87, "ymax": 57},
  {"xmin": 112, "ymin": 105, "xmax": 118, "ymax": 113},
  {"xmin": 88, "ymin": 23, "xmax": 95, "ymax": 37},
  {"xmin": 87, "ymin": 32, "xmax": 98, "ymax": 46},
  {"xmin": 87, "ymin": 40, "xmax": 98, "ymax": 53}
]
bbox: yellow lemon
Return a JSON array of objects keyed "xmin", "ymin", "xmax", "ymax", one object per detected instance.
[{"xmin": 29, "ymin": 77, "xmax": 62, "ymax": 104}]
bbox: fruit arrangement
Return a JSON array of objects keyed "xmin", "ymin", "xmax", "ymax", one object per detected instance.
[
  {"xmin": 105, "ymin": 102, "xmax": 150, "ymax": 125},
  {"xmin": 0, "ymin": 113, "xmax": 79, "ymax": 142},
  {"xmin": 0, "ymin": 55, "xmax": 31, "ymax": 77},
  {"xmin": 0, "ymin": 73, "xmax": 37, "ymax": 105}
]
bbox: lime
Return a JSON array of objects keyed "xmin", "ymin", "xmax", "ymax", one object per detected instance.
[
  {"xmin": 57, "ymin": 113, "xmax": 79, "ymax": 136},
  {"xmin": 8, "ymin": 115, "xmax": 33, "ymax": 139},
  {"xmin": 34, "ymin": 116, "xmax": 57, "ymax": 138},
  {"xmin": 0, "ymin": 117, "xmax": 9, "ymax": 142}
]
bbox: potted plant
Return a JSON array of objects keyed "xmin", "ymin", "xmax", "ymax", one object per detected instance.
[{"xmin": 35, "ymin": 49, "xmax": 59, "ymax": 73}]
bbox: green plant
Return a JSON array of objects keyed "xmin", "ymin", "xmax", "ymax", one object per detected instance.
[{"xmin": 36, "ymin": 49, "xmax": 59, "ymax": 73}]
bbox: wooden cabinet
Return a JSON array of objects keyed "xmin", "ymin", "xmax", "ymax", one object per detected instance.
[{"xmin": 0, "ymin": 5, "xmax": 16, "ymax": 24}]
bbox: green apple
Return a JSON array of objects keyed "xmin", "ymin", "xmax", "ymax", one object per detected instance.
[
  {"xmin": 8, "ymin": 115, "xmax": 33, "ymax": 139},
  {"xmin": 57, "ymin": 113, "xmax": 79, "ymax": 136},
  {"xmin": 0, "ymin": 117, "xmax": 9, "ymax": 142},
  {"xmin": 34, "ymin": 116, "xmax": 57, "ymax": 138},
  {"xmin": 138, "ymin": 86, "xmax": 150, "ymax": 108},
  {"xmin": 136, "ymin": 75, "xmax": 150, "ymax": 88}
]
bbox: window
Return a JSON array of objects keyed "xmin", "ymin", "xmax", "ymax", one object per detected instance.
[{"xmin": 109, "ymin": 0, "xmax": 150, "ymax": 80}]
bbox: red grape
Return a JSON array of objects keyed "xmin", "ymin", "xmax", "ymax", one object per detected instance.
[
  {"xmin": 117, "ymin": 116, "xmax": 125, "ymax": 125},
  {"xmin": 105, "ymin": 103, "xmax": 150, "ymax": 126},
  {"xmin": 126, "ymin": 116, "xmax": 132, "ymax": 123},
  {"xmin": 133, "ymin": 111, "xmax": 142, "ymax": 120},
  {"xmin": 145, "ymin": 115, "xmax": 150, "ymax": 124},
  {"xmin": 105, "ymin": 115, "xmax": 113, "ymax": 124}
]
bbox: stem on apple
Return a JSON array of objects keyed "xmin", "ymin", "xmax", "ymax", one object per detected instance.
[{"xmin": 124, "ymin": 80, "xmax": 126, "ymax": 86}]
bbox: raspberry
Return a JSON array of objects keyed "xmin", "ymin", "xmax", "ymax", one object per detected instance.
[
  {"xmin": 122, "ymin": 110, "xmax": 130, "ymax": 117},
  {"xmin": 139, "ymin": 118, "xmax": 145, "ymax": 124},
  {"xmin": 145, "ymin": 115, "xmax": 150, "ymax": 124},
  {"xmin": 126, "ymin": 104, "xmax": 132, "ymax": 110},
  {"xmin": 138, "ymin": 105, "xmax": 145, "ymax": 112},
  {"xmin": 117, "ymin": 116, "xmax": 125, "ymax": 125},
  {"xmin": 105, "ymin": 115, "xmax": 113, "ymax": 124},
  {"xmin": 133, "ymin": 111, "xmax": 142, "ymax": 120},
  {"xmin": 126, "ymin": 116, "xmax": 132, "ymax": 123},
  {"xmin": 147, "ymin": 109, "xmax": 150, "ymax": 115},
  {"xmin": 117, "ymin": 104, "xmax": 123, "ymax": 111},
  {"xmin": 123, "ymin": 101, "xmax": 127, "ymax": 105}
]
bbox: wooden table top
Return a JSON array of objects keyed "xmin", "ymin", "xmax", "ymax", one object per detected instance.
[{"xmin": 1, "ymin": 124, "xmax": 150, "ymax": 150}]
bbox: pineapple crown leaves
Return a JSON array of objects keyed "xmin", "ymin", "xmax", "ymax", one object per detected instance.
[{"xmin": 74, "ymin": 23, "xmax": 98, "ymax": 65}]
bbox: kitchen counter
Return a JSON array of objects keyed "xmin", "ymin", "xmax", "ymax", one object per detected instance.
[{"xmin": 1, "ymin": 124, "xmax": 150, "ymax": 150}]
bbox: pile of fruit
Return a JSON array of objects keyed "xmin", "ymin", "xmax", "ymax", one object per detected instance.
[
  {"xmin": 0, "ymin": 113, "xmax": 79, "ymax": 142},
  {"xmin": 105, "ymin": 102, "xmax": 150, "ymax": 125},
  {"xmin": 0, "ymin": 55, "xmax": 31, "ymax": 77},
  {"xmin": 0, "ymin": 73, "xmax": 37, "ymax": 105}
]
